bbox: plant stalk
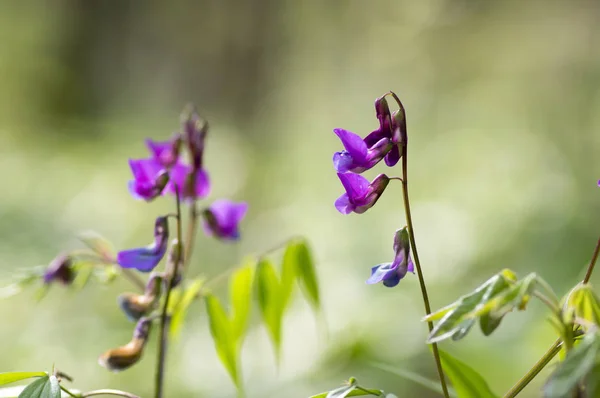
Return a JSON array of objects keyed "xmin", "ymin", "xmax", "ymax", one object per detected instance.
[
  {"xmin": 391, "ymin": 91, "xmax": 449, "ymax": 398},
  {"xmin": 154, "ymin": 186, "xmax": 184, "ymax": 398},
  {"xmin": 503, "ymin": 235, "xmax": 600, "ymax": 397}
]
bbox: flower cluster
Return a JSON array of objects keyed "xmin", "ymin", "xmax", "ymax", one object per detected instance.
[
  {"xmin": 117, "ymin": 108, "xmax": 248, "ymax": 273},
  {"xmin": 332, "ymin": 94, "xmax": 413, "ymax": 287}
]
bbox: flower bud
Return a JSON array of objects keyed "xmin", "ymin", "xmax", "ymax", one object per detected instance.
[
  {"xmin": 117, "ymin": 274, "xmax": 163, "ymax": 321},
  {"xmin": 43, "ymin": 253, "xmax": 74, "ymax": 285},
  {"xmin": 98, "ymin": 317, "xmax": 152, "ymax": 372}
]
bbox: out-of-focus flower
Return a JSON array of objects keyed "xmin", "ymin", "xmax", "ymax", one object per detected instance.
[
  {"xmin": 202, "ymin": 199, "xmax": 248, "ymax": 241},
  {"xmin": 118, "ymin": 274, "xmax": 163, "ymax": 321},
  {"xmin": 98, "ymin": 317, "xmax": 153, "ymax": 372},
  {"xmin": 146, "ymin": 134, "xmax": 182, "ymax": 169},
  {"xmin": 168, "ymin": 163, "xmax": 210, "ymax": 200},
  {"xmin": 43, "ymin": 253, "xmax": 74, "ymax": 285},
  {"xmin": 117, "ymin": 217, "xmax": 169, "ymax": 272},
  {"xmin": 127, "ymin": 159, "xmax": 170, "ymax": 201},
  {"xmin": 181, "ymin": 106, "xmax": 208, "ymax": 171},
  {"xmin": 367, "ymin": 227, "xmax": 414, "ymax": 287},
  {"xmin": 334, "ymin": 173, "xmax": 390, "ymax": 214},
  {"xmin": 332, "ymin": 128, "xmax": 392, "ymax": 173}
]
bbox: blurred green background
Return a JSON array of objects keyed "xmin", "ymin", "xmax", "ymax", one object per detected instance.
[{"xmin": 1, "ymin": 1, "xmax": 599, "ymax": 397}]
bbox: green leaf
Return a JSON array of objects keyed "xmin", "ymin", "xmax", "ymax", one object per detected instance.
[
  {"xmin": 78, "ymin": 231, "xmax": 116, "ymax": 262},
  {"xmin": 230, "ymin": 263, "xmax": 254, "ymax": 341},
  {"xmin": 284, "ymin": 240, "xmax": 320, "ymax": 312},
  {"xmin": 17, "ymin": 375, "xmax": 60, "ymax": 398},
  {"xmin": 439, "ymin": 349, "xmax": 499, "ymax": 398},
  {"xmin": 255, "ymin": 258, "xmax": 283, "ymax": 359},
  {"xmin": 71, "ymin": 260, "xmax": 94, "ymax": 291},
  {"xmin": 170, "ymin": 279, "xmax": 203, "ymax": 339},
  {"xmin": 205, "ymin": 294, "xmax": 240, "ymax": 389},
  {"xmin": 543, "ymin": 331, "xmax": 600, "ymax": 397},
  {"xmin": 0, "ymin": 373, "xmax": 46, "ymax": 387},
  {"xmin": 426, "ymin": 271, "xmax": 514, "ymax": 343},
  {"xmin": 369, "ymin": 361, "xmax": 457, "ymax": 397}
]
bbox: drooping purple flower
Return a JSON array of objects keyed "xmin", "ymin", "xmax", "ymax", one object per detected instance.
[
  {"xmin": 43, "ymin": 253, "xmax": 74, "ymax": 285},
  {"xmin": 367, "ymin": 227, "xmax": 414, "ymax": 287},
  {"xmin": 202, "ymin": 199, "xmax": 248, "ymax": 241},
  {"xmin": 117, "ymin": 217, "xmax": 169, "ymax": 272},
  {"xmin": 145, "ymin": 135, "xmax": 182, "ymax": 169},
  {"xmin": 181, "ymin": 106, "xmax": 208, "ymax": 170},
  {"xmin": 363, "ymin": 96, "xmax": 406, "ymax": 167},
  {"xmin": 168, "ymin": 163, "xmax": 211, "ymax": 200},
  {"xmin": 332, "ymin": 128, "xmax": 393, "ymax": 173},
  {"xmin": 334, "ymin": 173, "xmax": 390, "ymax": 214},
  {"xmin": 127, "ymin": 159, "xmax": 170, "ymax": 201}
]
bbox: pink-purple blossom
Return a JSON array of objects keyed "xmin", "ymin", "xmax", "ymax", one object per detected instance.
[{"xmin": 334, "ymin": 173, "xmax": 390, "ymax": 214}]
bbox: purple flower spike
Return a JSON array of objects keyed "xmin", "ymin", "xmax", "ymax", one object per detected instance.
[
  {"xmin": 367, "ymin": 227, "xmax": 414, "ymax": 287},
  {"xmin": 146, "ymin": 135, "xmax": 181, "ymax": 169},
  {"xmin": 364, "ymin": 97, "xmax": 407, "ymax": 167},
  {"xmin": 202, "ymin": 199, "xmax": 248, "ymax": 241},
  {"xmin": 334, "ymin": 173, "xmax": 390, "ymax": 214},
  {"xmin": 43, "ymin": 253, "xmax": 74, "ymax": 285},
  {"xmin": 168, "ymin": 163, "xmax": 211, "ymax": 200},
  {"xmin": 128, "ymin": 159, "xmax": 170, "ymax": 201},
  {"xmin": 117, "ymin": 216, "xmax": 169, "ymax": 272},
  {"xmin": 333, "ymin": 128, "xmax": 392, "ymax": 173}
]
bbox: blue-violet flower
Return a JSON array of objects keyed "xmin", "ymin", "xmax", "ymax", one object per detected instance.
[
  {"xmin": 117, "ymin": 216, "xmax": 169, "ymax": 272},
  {"xmin": 127, "ymin": 159, "xmax": 170, "ymax": 201},
  {"xmin": 333, "ymin": 128, "xmax": 393, "ymax": 173},
  {"xmin": 366, "ymin": 227, "xmax": 414, "ymax": 287}
]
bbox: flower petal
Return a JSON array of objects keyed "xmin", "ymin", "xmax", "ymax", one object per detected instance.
[
  {"xmin": 117, "ymin": 246, "xmax": 164, "ymax": 272},
  {"xmin": 333, "ymin": 151, "xmax": 356, "ymax": 173},
  {"xmin": 366, "ymin": 263, "xmax": 396, "ymax": 284},
  {"xmin": 203, "ymin": 199, "xmax": 248, "ymax": 240},
  {"xmin": 194, "ymin": 169, "xmax": 211, "ymax": 199},
  {"xmin": 337, "ymin": 172, "xmax": 370, "ymax": 199},
  {"xmin": 334, "ymin": 193, "xmax": 353, "ymax": 214},
  {"xmin": 384, "ymin": 145, "xmax": 401, "ymax": 167},
  {"xmin": 333, "ymin": 129, "xmax": 368, "ymax": 160}
]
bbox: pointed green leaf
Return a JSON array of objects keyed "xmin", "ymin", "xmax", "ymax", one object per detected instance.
[
  {"xmin": 17, "ymin": 375, "xmax": 60, "ymax": 398},
  {"xmin": 170, "ymin": 279, "xmax": 203, "ymax": 338},
  {"xmin": 71, "ymin": 261, "xmax": 94, "ymax": 291},
  {"xmin": 230, "ymin": 263, "xmax": 254, "ymax": 341},
  {"xmin": 283, "ymin": 240, "xmax": 320, "ymax": 311},
  {"xmin": 470, "ymin": 273, "xmax": 537, "ymax": 319},
  {"xmin": 255, "ymin": 258, "xmax": 283, "ymax": 358},
  {"xmin": 427, "ymin": 272, "xmax": 512, "ymax": 343},
  {"xmin": 0, "ymin": 373, "xmax": 46, "ymax": 387},
  {"xmin": 205, "ymin": 294, "xmax": 240, "ymax": 389},
  {"xmin": 543, "ymin": 331, "xmax": 600, "ymax": 397},
  {"xmin": 439, "ymin": 349, "xmax": 499, "ymax": 398},
  {"xmin": 78, "ymin": 231, "xmax": 116, "ymax": 262}
]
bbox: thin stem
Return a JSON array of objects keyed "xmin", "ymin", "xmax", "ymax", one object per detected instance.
[
  {"xmin": 391, "ymin": 91, "xmax": 449, "ymax": 398},
  {"xmin": 503, "ymin": 235, "xmax": 600, "ymax": 397},
  {"xmin": 81, "ymin": 390, "xmax": 140, "ymax": 398},
  {"xmin": 60, "ymin": 385, "xmax": 79, "ymax": 398},
  {"xmin": 182, "ymin": 201, "xmax": 199, "ymax": 278},
  {"xmin": 154, "ymin": 186, "xmax": 184, "ymax": 398},
  {"xmin": 532, "ymin": 291, "xmax": 560, "ymax": 313},
  {"xmin": 354, "ymin": 386, "xmax": 384, "ymax": 397}
]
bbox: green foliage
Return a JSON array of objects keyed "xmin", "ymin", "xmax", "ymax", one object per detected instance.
[
  {"xmin": 544, "ymin": 331, "xmax": 600, "ymax": 397},
  {"xmin": 438, "ymin": 350, "xmax": 498, "ymax": 398},
  {"xmin": 282, "ymin": 240, "xmax": 320, "ymax": 312},
  {"xmin": 77, "ymin": 231, "xmax": 116, "ymax": 262},
  {"xmin": 309, "ymin": 378, "xmax": 388, "ymax": 398},
  {"xmin": 169, "ymin": 278, "xmax": 204, "ymax": 338},
  {"xmin": 0, "ymin": 373, "xmax": 46, "ymax": 387},
  {"xmin": 229, "ymin": 261, "xmax": 254, "ymax": 341},
  {"xmin": 563, "ymin": 283, "xmax": 600, "ymax": 330},
  {"xmin": 17, "ymin": 376, "xmax": 60, "ymax": 398},
  {"xmin": 423, "ymin": 269, "xmax": 541, "ymax": 343},
  {"xmin": 256, "ymin": 257, "xmax": 284, "ymax": 360},
  {"xmin": 369, "ymin": 361, "xmax": 457, "ymax": 397}
]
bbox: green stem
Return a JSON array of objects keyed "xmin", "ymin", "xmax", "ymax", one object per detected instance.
[
  {"xmin": 391, "ymin": 92, "xmax": 449, "ymax": 398},
  {"xmin": 80, "ymin": 390, "xmax": 140, "ymax": 398},
  {"xmin": 503, "ymin": 235, "xmax": 600, "ymax": 397},
  {"xmin": 182, "ymin": 201, "xmax": 198, "ymax": 277},
  {"xmin": 154, "ymin": 186, "xmax": 184, "ymax": 398}
]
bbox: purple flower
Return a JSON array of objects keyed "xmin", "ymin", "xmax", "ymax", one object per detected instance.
[
  {"xmin": 367, "ymin": 228, "xmax": 414, "ymax": 287},
  {"xmin": 127, "ymin": 159, "xmax": 170, "ymax": 201},
  {"xmin": 334, "ymin": 173, "xmax": 390, "ymax": 214},
  {"xmin": 117, "ymin": 216, "xmax": 169, "ymax": 272},
  {"xmin": 168, "ymin": 163, "xmax": 211, "ymax": 200},
  {"xmin": 181, "ymin": 107, "xmax": 208, "ymax": 170},
  {"xmin": 145, "ymin": 135, "xmax": 182, "ymax": 169},
  {"xmin": 363, "ymin": 96, "xmax": 406, "ymax": 167},
  {"xmin": 332, "ymin": 128, "xmax": 393, "ymax": 173},
  {"xmin": 43, "ymin": 253, "xmax": 74, "ymax": 285},
  {"xmin": 202, "ymin": 199, "xmax": 248, "ymax": 241}
]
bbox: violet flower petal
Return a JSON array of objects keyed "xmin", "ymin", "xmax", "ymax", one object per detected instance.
[{"xmin": 202, "ymin": 199, "xmax": 248, "ymax": 240}]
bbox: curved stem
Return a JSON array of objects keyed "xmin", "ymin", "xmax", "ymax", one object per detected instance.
[
  {"xmin": 182, "ymin": 201, "xmax": 199, "ymax": 278},
  {"xmin": 154, "ymin": 187, "xmax": 184, "ymax": 398},
  {"xmin": 503, "ymin": 235, "xmax": 600, "ymax": 397},
  {"xmin": 81, "ymin": 389, "xmax": 140, "ymax": 398},
  {"xmin": 390, "ymin": 96, "xmax": 449, "ymax": 398}
]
